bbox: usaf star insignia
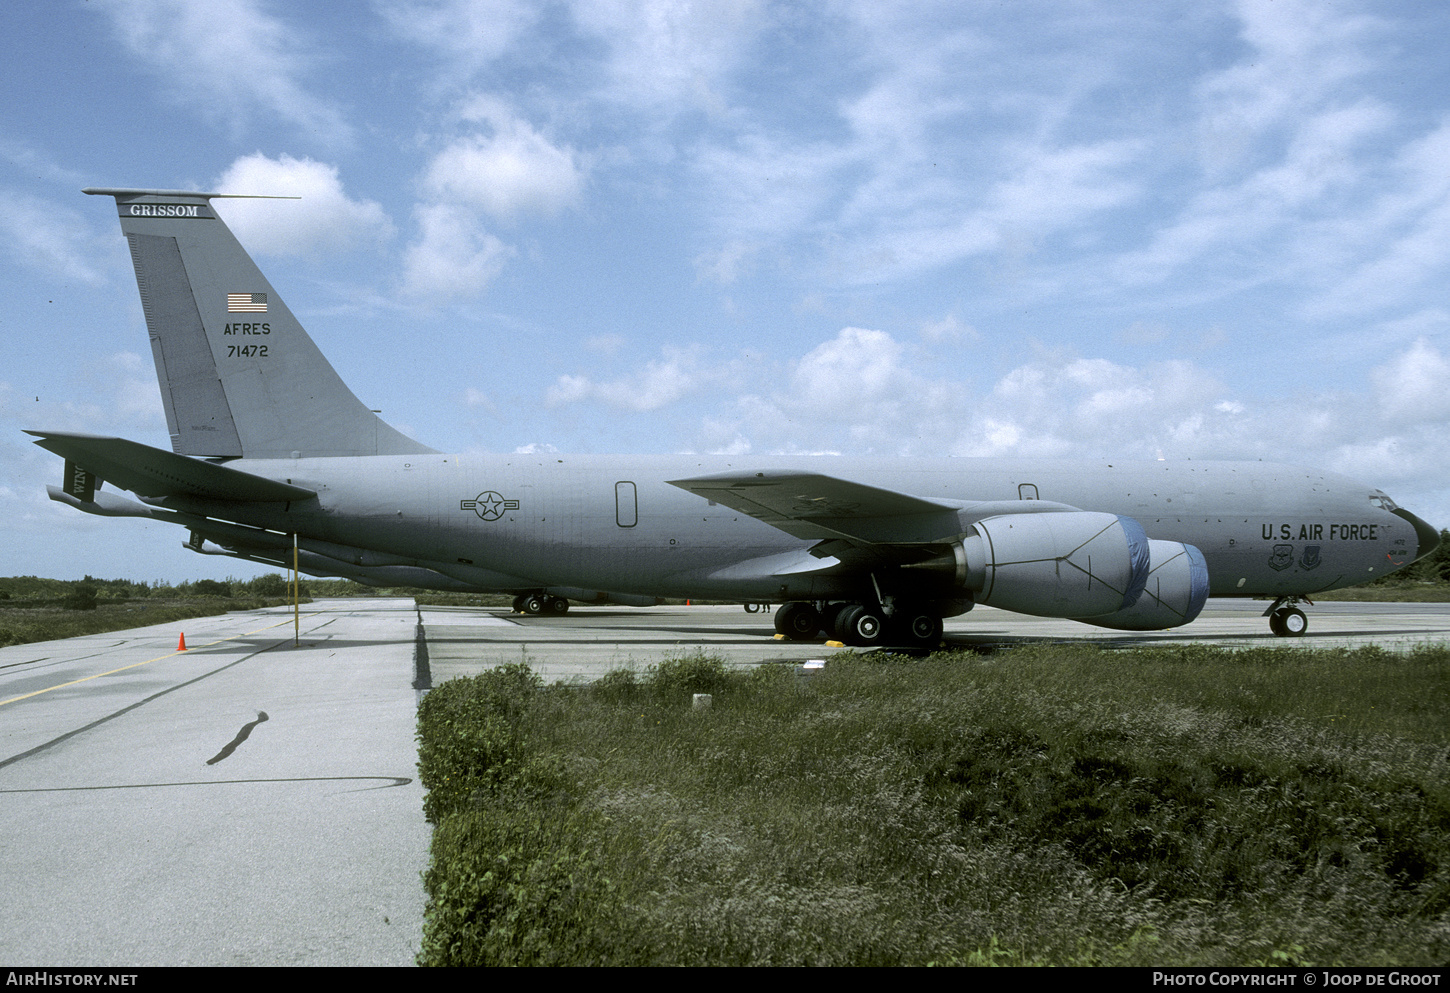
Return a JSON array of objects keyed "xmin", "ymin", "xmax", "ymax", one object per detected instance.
[{"xmin": 461, "ymin": 491, "xmax": 520, "ymax": 521}]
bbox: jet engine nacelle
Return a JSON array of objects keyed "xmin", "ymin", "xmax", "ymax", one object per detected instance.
[
  {"xmin": 1079, "ymin": 539, "xmax": 1209, "ymax": 631},
  {"xmin": 913, "ymin": 511, "xmax": 1150, "ymax": 618}
]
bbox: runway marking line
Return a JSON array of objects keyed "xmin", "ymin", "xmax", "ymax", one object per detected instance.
[{"xmin": 0, "ymin": 613, "xmax": 319, "ymax": 708}]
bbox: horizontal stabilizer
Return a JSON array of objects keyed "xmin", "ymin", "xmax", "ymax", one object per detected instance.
[{"xmin": 26, "ymin": 431, "xmax": 315, "ymax": 502}]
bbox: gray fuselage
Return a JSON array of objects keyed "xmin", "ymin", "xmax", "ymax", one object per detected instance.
[{"xmin": 171, "ymin": 453, "xmax": 1415, "ymax": 602}]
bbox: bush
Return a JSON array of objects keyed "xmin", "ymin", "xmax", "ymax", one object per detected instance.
[
  {"xmin": 245, "ymin": 573, "xmax": 288, "ymax": 597},
  {"xmin": 418, "ymin": 806, "xmax": 624, "ymax": 966},
  {"xmin": 191, "ymin": 579, "xmax": 231, "ymax": 597},
  {"xmin": 62, "ymin": 583, "xmax": 98, "ymax": 611},
  {"xmin": 648, "ymin": 651, "xmax": 731, "ymax": 701},
  {"xmin": 416, "ymin": 662, "xmax": 543, "ymax": 824},
  {"xmin": 590, "ymin": 667, "xmax": 641, "ymax": 702}
]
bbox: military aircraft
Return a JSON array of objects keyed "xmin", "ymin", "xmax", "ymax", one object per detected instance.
[{"xmin": 27, "ymin": 188, "xmax": 1440, "ymax": 645}]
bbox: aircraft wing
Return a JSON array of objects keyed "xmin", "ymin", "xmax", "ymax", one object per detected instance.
[
  {"xmin": 668, "ymin": 470, "xmax": 1085, "ymax": 546},
  {"xmin": 25, "ymin": 431, "xmax": 315, "ymax": 502},
  {"xmin": 666, "ymin": 470, "xmax": 970, "ymax": 543}
]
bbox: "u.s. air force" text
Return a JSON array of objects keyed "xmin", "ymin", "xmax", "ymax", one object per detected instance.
[{"xmin": 1263, "ymin": 523, "xmax": 1380, "ymax": 541}]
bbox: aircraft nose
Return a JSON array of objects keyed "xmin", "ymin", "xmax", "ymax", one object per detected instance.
[{"xmin": 1393, "ymin": 507, "xmax": 1441, "ymax": 563}]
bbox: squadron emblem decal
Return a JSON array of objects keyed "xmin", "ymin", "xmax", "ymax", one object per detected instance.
[
  {"xmin": 461, "ymin": 491, "xmax": 520, "ymax": 521},
  {"xmin": 1267, "ymin": 544, "xmax": 1295, "ymax": 571}
]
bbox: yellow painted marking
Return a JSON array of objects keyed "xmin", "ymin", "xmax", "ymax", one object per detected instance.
[{"xmin": 0, "ymin": 613, "xmax": 317, "ymax": 708}]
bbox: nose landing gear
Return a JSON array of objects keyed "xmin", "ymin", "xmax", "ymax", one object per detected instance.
[{"xmin": 1264, "ymin": 596, "xmax": 1310, "ymax": 637}]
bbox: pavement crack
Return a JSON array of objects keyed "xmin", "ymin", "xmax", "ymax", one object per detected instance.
[{"xmin": 205, "ymin": 711, "xmax": 269, "ymax": 765}]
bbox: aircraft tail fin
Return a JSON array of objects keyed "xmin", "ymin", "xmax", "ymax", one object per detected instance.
[{"xmin": 84, "ymin": 187, "xmax": 435, "ymax": 459}]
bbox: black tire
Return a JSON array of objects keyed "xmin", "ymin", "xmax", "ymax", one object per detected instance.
[
  {"xmin": 522, "ymin": 594, "xmax": 546, "ymax": 615},
  {"xmin": 821, "ymin": 601, "xmax": 852, "ymax": 641},
  {"xmin": 744, "ymin": 603, "xmax": 760, "ymax": 613},
  {"xmin": 840, "ymin": 605, "xmax": 885, "ymax": 646},
  {"xmin": 547, "ymin": 596, "xmax": 569, "ymax": 615},
  {"xmin": 902, "ymin": 612, "xmax": 943, "ymax": 646},
  {"xmin": 775, "ymin": 601, "xmax": 820, "ymax": 640}
]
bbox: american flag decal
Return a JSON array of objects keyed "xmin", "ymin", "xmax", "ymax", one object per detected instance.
[{"xmin": 227, "ymin": 292, "xmax": 268, "ymax": 313}]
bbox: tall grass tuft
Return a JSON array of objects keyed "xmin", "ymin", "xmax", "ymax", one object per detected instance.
[{"xmin": 415, "ymin": 644, "xmax": 1450, "ymax": 966}]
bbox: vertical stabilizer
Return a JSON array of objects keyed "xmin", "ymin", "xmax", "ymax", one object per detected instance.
[{"xmin": 85, "ymin": 188, "xmax": 435, "ymax": 459}]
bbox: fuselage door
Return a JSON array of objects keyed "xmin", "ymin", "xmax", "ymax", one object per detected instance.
[{"xmin": 616, "ymin": 481, "xmax": 638, "ymax": 528}]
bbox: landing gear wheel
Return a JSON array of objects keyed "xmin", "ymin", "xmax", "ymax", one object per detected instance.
[
  {"xmin": 546, "ymin": 596, "xmax": 570, "ymax": 615},
  {"xmin": 1269, "ymin": 606, "xmax": 1307, "ymax": 637},
  {"xmin": 511, "ymin": 595, "xmax": 527, "ymax": 613},
  {"xmin": 775, "ymin": 601, "xmax": 821, "ymax": 641},
  {"xmin": 901, "ymin": 612, "xmax": 944, "ymax": 647},
  {"xmin": 521, "ymin": 594, "xmax": 546, "ymax": 615},
  {"xmin": 839, "ymin": 605, "xmax": 886, "ymax": 646},
  {"xmin": 821, "ymin": 602, "xmax": 852, "ymax": 641}
]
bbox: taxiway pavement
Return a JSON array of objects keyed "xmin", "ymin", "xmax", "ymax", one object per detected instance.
[
  {"xmin": 419, "ymin": 598, "xmax": 1450, "ymax": 683},
  {"xmin": 0, "ymin": 598, "xmax": 429, "ymax": 967}
]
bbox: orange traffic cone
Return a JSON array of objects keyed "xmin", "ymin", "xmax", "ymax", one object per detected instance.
[{"xmin": 177, "ymin": 632, "xmax": 187, "ymax": 651}]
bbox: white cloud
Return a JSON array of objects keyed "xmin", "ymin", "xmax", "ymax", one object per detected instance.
[
  {"xmin": 211, "ymin": 155, "xmax": 393, "ymax": 257},
  {"xmin": 97, "ymin": 0, "xmax": 352, "ymax": 145},
  {"xmin": 1371, "ymin": 337, "xmax": 1450, "ymax": 423},
  {"xmin": 401, "ymin": 203, "xmax": 514, "ymax": 300},
  {"xmin": 792, "ymin": 328, "xmax": 908, "ymax": 414},
  {"xmin": 546, "ymin": 348, "xmax": 700, "ymax": 412},
  {"xmin": 1298, "ymin": 120, "xmax": 1450, "ymax": 319},
  {"xmin": 403, "ymin": 97, "xmax": 585, "ymax": 300},
  {"xmin": 424, "ymin": 97, "xmax": 586, "ymax": 222},
  {"xmin": 463, "ymin": 387, "xmax": 497, "ymax": 414},
  {"xmin": 921, "ymin": 314, "xmax": 979, "ymax": 344},
  {"xmin": 1116, "ymin": 100, "xmax": 1393, "ymax": 291},
  {"xmin": 958, "ymin": 354, "xmax": 1242, "ymax": 459},
  {"xmin": 717, "ymin": 328, "xmax": 957, "ymax": 455},
  {"xmin": 378, "ymin": 0, "xmax": 538, "ymax": 74},
  {"xmin": 105, "ymin": 352, "xmax": 163, "ymax": 426},
  {"xmin": 1194, "ymin": 0, "xmax": 1382, "ymax": 174},
  {"xmin": 568, "ymin": 0, "xmax": 764, "ymax": 114},
  {"xmin": 0, "ymin": 193, "xmax": 106, "ymax": 285}
]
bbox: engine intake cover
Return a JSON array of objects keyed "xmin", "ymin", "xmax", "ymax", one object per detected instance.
[
  {"xmin": 962, "ymin": 511, "xmax": 1150, "ymax": 618},
  {"xmin": 1079, "ymin": 540, "xmax": 1209, "ymax": 631}
]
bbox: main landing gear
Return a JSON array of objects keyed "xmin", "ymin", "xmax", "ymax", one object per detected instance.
[
  {"xmin": 512, "ymin": 593, "xmax": 569, "ymax": 615},
  {"xmin": 1264, "ymin": 596, "xmax": 1310, "ymax": 637},
  {"xmin": 774, "ymin": 600, "xmax": 945, "ymax": 649}
]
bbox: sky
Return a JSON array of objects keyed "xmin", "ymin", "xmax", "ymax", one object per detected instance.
[{"xmin": 3, "ymin": 0, "xmax": 1450, "ymax": 584}]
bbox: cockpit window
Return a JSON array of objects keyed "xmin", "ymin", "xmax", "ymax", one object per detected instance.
[{"xmin": 1369, "ymin": 491, "xmax": 1399, "ymax": 512}]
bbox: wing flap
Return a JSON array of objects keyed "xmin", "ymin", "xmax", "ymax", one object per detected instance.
[{"xmin": 26, "ymin": 431, "xmax": 315, "ymax": 502}]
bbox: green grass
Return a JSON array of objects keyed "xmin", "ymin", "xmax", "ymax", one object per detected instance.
[
  {"xmin": 416, "ymin": 646, "xmax": 1450, "ymax": 966},
  {"xmin": 0, "ymin": 598, "xmax": 302, "ymax": 648},
  {"xmin": 1312, "ymin": 583, "xmax": 1450, "ymax": 602}
]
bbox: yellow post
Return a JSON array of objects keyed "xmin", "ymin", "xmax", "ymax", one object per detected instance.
[{"xmin": 293, "ymin": 533, "xmax": 300, "ymax": 647}]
